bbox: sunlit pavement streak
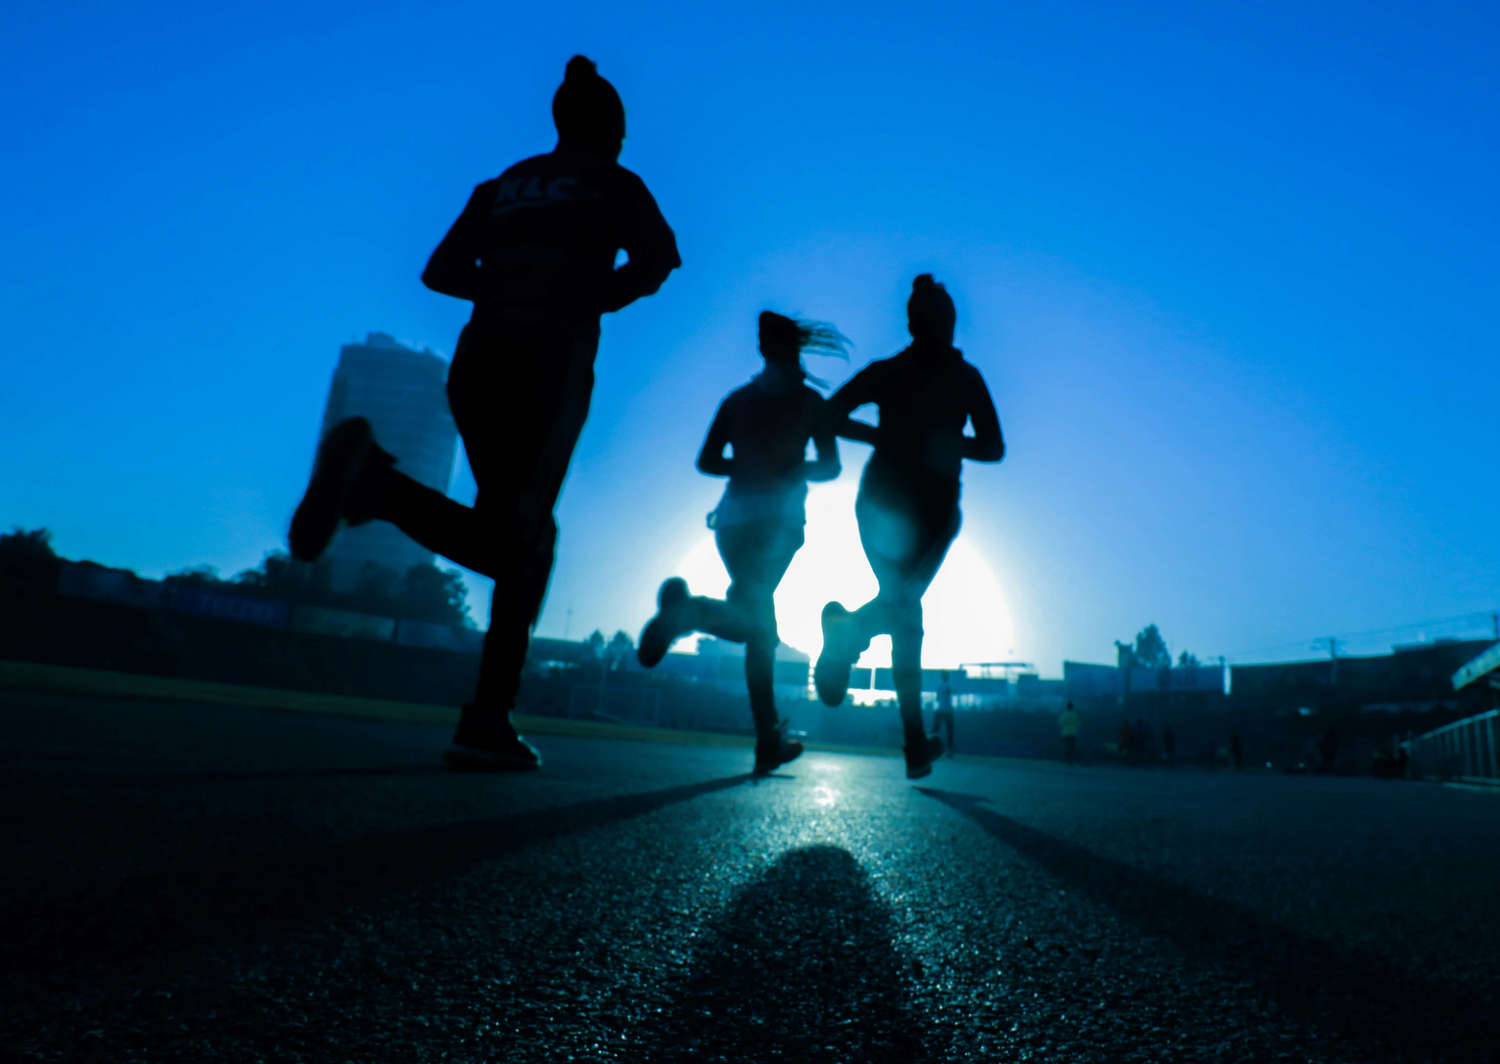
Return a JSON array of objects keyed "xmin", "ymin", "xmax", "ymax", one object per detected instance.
[{"xmin": 2, "ymin": 690, "xmax": 1498, "ymax": 1062}]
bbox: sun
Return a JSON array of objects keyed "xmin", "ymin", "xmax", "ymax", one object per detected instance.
[{"xmin": 673, "ymin": 481, "xmax": 1014, "ymax": 668}]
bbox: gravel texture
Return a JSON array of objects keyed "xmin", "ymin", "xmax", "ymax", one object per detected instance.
[{"xmin": 1, "ymin": 689, "xmax": 1496, "ymax": 1063}]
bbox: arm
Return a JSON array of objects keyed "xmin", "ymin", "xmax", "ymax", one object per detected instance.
[
  {"xmin": 695, "ymin": 402, "xmax": 735, "ymax": 478},
  {"xmin": 421, "ymin": 184, "xmax": 489, "ymax": 301},
  {"xmin": 803, "ymin": 400, "xmax": 841, "ymax": 482},
  {"xmin": 827, "ymin": 365, "xmax": 881, "ymax": 446},
  {"xmin": 962, "ymin": 367, "xmax": 1004, "ymax": 462},
  {"xmin": 602, "ymin": 176, "xmax": 682, "ymax": 313}
]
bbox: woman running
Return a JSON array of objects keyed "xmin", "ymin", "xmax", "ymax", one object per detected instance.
[
  {"xmin": 814, "ymin": 274, "xmax": 1004, "ymax": 779},
  {"xmin": 638, "ymin": 311, "xmax": 845, "ymax": 774},
  {"xmin": 288, "ymin": 56, "xmax": 679, "ymax": 771}
]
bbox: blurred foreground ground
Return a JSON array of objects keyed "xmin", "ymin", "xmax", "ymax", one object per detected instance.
[{"xmin": 1, "ymin": 687, "xmax": 1496, "ymax": 1063}]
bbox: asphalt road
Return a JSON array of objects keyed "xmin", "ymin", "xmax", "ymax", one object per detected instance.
[{"xmin": 2, "ymin": 688, "xmax": 1497, "ymax": 1063}]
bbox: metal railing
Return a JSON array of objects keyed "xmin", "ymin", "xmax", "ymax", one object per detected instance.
[{"xmin": 1403, "ymin": 709, "xmax": 1500, "ymax": 785}]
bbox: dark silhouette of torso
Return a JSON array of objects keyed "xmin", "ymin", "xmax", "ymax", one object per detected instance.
[
  {"xmin": 424, "ymin": 148, "xmax": 679, "ymax": 329},
  {"xmin": 836, "ymin": 344, "xmax": 995, "ymax": 488},
  {"xmin": 715, "ymin": 373, "xmax": 827, "ymax": 497}
]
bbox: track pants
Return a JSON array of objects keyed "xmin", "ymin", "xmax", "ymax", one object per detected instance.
[
  {"xmin": 366, "ymin": 318, "xmax": 598, "ymax": 714},
  {"xmin": 849, "ymin": 472, "xmax": 960, "ymax": 742},
  {"xmin": 688, "ymin": 518, "xmax": 804, "ymax": 743}
]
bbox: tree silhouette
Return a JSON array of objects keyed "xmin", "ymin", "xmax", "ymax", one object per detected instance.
[
  {"xmin": 0, "ymin": 527, "xmax": 62, "ymax": 592},
  {"xmin": 606, "ymin": 630, "xmax": 634, "ymax": 668},
  {"xmin": 1132, "ymin": 624, "xmax": 1172, "ymax": 669},
  {"xmin": 232, "ymin": 550, "xmax": 309, "ymax": 599},
  {"xmin": 165, "ymin": 551, "xmax": 471, "ymax": 628},
  {"xmin": 164, "ymin": 564, "xmax": 226, "ymax": 589},
  {"xmin": 397, "ymin": 563, "xmax": 472, "ymax": 628}
]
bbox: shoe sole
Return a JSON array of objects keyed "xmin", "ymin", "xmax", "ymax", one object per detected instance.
[
  {"xmin": 814, "ymin": 603, "xmax": 854, "ymax": 706},
  {"xmin": 442, "ymin": 747, "xmax": 541, "ymax": 772},
  {"xmin": 637, "ymin": 614, "xmax": 675, "ymax": 668},
  {"xmin": 289, "ymin": 417, "xmax": 373, "ymax": 563},
  {"xmin": 906, "ymin": 760, "xmax": 934, "ymax": 780},
  {"xmin": 638, "ymin": 580, "xmax": 691, "ymax": 668}
]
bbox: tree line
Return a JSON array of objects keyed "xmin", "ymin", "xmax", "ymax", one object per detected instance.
[{"xmin": 0, "ymin": 527, "xmax": 473, "ymax": 630}]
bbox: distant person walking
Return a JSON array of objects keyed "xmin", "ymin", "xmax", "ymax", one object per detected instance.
[
  {"xmin": 1230, "ymin": 728, "xmax": 1244, "ymax": 771},
  {"xmin": 637, "ymin": 313, "xmax": 844, "ymax": 774},
  {"xmin": 1162, "ymin": 724, "xmax": 1175, "ymax": 768},
  {"xmin": 1059, "ymin": 701, "xmax": 1081, "ymax": 765},
  {"xmin": 931, "ymin": 670, "xmax": 956, "ymax": 755},
  {"xmin": 288, "ymin": 56, "xmax": 680, "ymax": 771},
  {"xmin": 813, "ymin": 275, "xmax": 1004, "ymax": 780}
]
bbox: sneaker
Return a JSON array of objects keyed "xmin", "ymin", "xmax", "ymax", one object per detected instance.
[
  {"xmin": 754, "ymin": 721, "xmax": 805, "ymax": 775},
  {"xmin": 814, "ymin": 601, "xmax": 857, "ymax": 706},
  {"xmin": 288, "ymin": 417, "xmax": 392, "ymax": 562},
  {"xmin": 442, "ymin": 705, "xmax": 541, "ymax": 772},
  {"xmin": 905, "ymin": 733, "xmax": 945, "ymax": 780},
  {"xmin": 637, "ymin": 577, "xmax": 692, "ymax": 668}
]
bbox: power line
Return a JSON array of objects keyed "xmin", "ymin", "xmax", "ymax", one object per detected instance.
[{"xmin": 1220, "ymin": 609, "xmax": 1500, "ymax": 664}]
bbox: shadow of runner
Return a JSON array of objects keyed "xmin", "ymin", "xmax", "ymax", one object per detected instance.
[
  {"xmin": 641, "ymin": 845, "xmax": 919, "ymax": 1063},
  {"xmin": 0, "ymin": 773, "xmax": 748, "ymax": 984},
  {"xmin": 0, "ymin": 764, "xmax": 448, "ymax": 789},
  {"xmin": 920, "ymin": 787, "xmax": 1493, "ymax": 1063}
]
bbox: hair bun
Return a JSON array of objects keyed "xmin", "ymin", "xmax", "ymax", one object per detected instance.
[
  {"xmin": 907, "ymin": 273, "xmax": 956, "ymax": 345},
  {"xmin": 565, "ymin": 55, "xmax": 598, "ymax": 80}
]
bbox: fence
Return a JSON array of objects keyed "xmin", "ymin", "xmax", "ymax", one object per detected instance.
[
  {"xmin": 1403, "ymin": 709, "xmax": 1500, "ymax": 785},
  {"xmin": 566, "ymin": 683, "xmax": 664, "ymax": 728}
]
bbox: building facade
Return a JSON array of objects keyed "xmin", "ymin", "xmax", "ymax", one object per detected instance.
[{"xmin": 315, "ymin": 333, "xmax": 457, "ymax": 591}]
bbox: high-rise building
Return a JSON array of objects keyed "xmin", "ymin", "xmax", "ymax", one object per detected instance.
[{"xmin": 315, "ymin": 332, "xmax": 457, "ymax": 591}]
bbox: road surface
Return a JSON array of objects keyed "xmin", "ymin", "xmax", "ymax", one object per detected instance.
[{"xmin": 2, "ymin": 688, "xmax": 1496, "ymax": 1062}]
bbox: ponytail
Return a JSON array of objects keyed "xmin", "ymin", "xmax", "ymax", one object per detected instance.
[{"xmin": 758, "ymin": 311, "xmax": 850, "ymax": 382}]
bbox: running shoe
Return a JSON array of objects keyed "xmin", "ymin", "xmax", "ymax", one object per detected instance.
[
  {"xmin": 637, "ymin": 577, "xmax": 692, "ymax": 667},
  {"xmin": 905, "ymin": 733, "xmax": 945, "ymax": 780},
  {"xmin": 288, "ymin": 417, "xmax": 391, "ymax": 562},
  {"xmin": 754, "ymin": 720, "xmax": 805, "ymax": 775},
  {"xmin": 442, "ymin": 705, "xmax": 541, "ymax": 772},
  {"xmin": 814, "ymin": 601, "xmax": 857, "ymax": 706}
]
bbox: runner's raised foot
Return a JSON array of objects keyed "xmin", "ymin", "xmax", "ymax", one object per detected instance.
[
  {"xmin": 638, "ymin": 577, "xmax": 693, "ymax": 668},
  {"xmin": 288, "ymin": 416, "xmax": 393, "ymax": 562},
  {"xmin": 814, "ymin": 601, "xmax": 857, "ymax": 706}
]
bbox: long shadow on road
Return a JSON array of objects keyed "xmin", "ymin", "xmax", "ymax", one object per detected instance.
[
  {"xmin": 641, "ymin": 844, "xmax": 919, "ymax": 1064},
  {"xmin": 0, "ymin": 764, "xmax": 447, "ymax": 789},
  {"xmin": 921, "ymin": 787, "xmax": 1492, "ymax": 1063},
  {"xmin": 0, "ymin": 772, "xmax": 748, "ymax": 987}
]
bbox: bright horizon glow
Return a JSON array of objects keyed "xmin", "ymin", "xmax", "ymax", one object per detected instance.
[{"xmin": 672, "ymin": 482, "xmax": 1014, "ymax": 669}]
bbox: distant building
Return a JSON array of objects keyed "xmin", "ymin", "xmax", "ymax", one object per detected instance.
[{"xmin": 314, "ymin": 332, "xmax": 457, "ymax": 591}]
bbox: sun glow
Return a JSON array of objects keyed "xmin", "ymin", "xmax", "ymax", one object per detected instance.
[{"xmin": 673, "ymin": 482, "xmax": 1014, "ymax": 668}]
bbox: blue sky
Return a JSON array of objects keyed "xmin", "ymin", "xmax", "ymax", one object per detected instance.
[{"xmin": 2, "ymin": 0, "xmax": 1497, "ymax": 671}]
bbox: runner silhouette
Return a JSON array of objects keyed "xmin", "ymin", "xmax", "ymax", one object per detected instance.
[
  {"xmin": 288, "ymin": 56, "xmax": 680, "ymax": 770},
  {"xmin": 813, "ymin": 275, "xmax": 1003, "ymax": 779},
  {"xmin": 637, "ymin": 312, "xmax": 845, "ymax": 774}
]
